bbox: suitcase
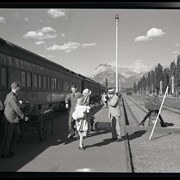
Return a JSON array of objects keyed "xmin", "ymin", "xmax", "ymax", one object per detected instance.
[{"xmin": 94, "ymin": 121, "xmax": 111, "ymax": 132}]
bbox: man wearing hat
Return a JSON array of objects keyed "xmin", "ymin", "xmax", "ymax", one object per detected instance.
[{"xmin": 107, "ymin": 88, "xmax": 123, "ymax": 142}]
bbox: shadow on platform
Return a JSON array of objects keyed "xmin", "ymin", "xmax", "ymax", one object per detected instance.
[{"xmin": 128, "ymin": 130, "xmax": 146, "ymax": 141}]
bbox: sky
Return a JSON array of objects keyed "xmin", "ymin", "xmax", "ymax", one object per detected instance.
[{"xmin": 0, "ymin": 8, "xmax": 180, "ymax": 76}]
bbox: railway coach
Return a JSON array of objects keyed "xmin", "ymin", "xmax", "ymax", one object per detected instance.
[{"xmin": 0, "ymin": 37, "xmax": 105, "ymax": 112}]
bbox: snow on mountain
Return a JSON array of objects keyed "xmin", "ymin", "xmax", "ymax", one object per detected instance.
[
  {"xmin": 123, "ymin": 59, "xmax": 153, "ymax": 74},
  {"xmin": 89, "ymin": 60, "xmax": 153, "ymax": 79},
  {"xmin": 87, "ymin": 59, "xmax": 154, "ymax": 88}
]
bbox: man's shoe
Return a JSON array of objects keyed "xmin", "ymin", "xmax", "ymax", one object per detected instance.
[
  {"xmin": 78, "ymin": 146, "xmax": 85, "ymax": 151},
  {"xmin": 137, "ymin": 122, "xmax": 144, "ymax": 126},
  {"xmin": 116, "ymin": 138, "xmax": 122, "ymax": 142},
  {"xmin": 108, "ymin": 138, "xmax": 117, "ymax": 141}
]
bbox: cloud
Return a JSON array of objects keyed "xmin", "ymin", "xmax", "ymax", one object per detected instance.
[
  {"xmin": 23, "ymin": 26, "xmax": 57, "ymax": 40},
  {"xmin": 47, "ymin": 9, "xmax": 65, "ymax": 18},
  {"xmin": 81, "ymin": 43, "xmax": 96, "ymax": 48},
  {"xmin": 41, "ymin": 27, "xmax": 56, "ymax": 33},
  {"xmin": 35, "ymin": 41, "xmax": 46, "ymax": 45},
  {"xmin": 146, "ymin": 28, "xmax": 166, "ymax": 38},
  {"xmin": 46, "ymin": 42, "xmax": 80, "ymax": 52},
  {"xmin": 61, "ymin": 33, "xmax": 65, "ymax": 37},
  {"xmin": 135, "ymin": 36, "xmax": 150, "ymax": 42},
  {"xmin": 135, "ymin": 28, "xmax": 166, "ymax": 42},
  {"xmin": 0, "ymin": 16, "xmax": 6, "ymax": 23},
  {"xmin": 175, "ymin": 43, "xmax": 180, "ymax": 46}
]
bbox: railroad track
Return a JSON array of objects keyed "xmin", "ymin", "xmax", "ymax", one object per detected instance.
[
  {"xmin": 122, "ymin": 95, "xmax": 148, "ymax": 125},
  {"xmin": 132, "ymin": 95, "xmax": 180, "ymax": 115}
]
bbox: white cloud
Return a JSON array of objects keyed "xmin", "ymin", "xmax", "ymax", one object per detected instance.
[
  {"xmin": 135, "ymin": 36, "xmax": 151, "ymax": 42},
  {"xmin": 81, "ymin": 43, "xmax": 96, "ymax": 48},
  {"xmin": 61, "ymin": 33, "xmax": 65, "ymax": 37},
  {"xmin": 146, "ymin": 28, "xmax": 166, "ymax": 38},
  {"xmin": 41, "ymin": 27, "xmax": 56, "ymax": 33},
  {"xmin": 0, "ymin": 16, "xmax": 6, "ymax": 23},
  {"xmin": 175, "ymin": 43, "xmax": 180, "ymax": 46},
  {"xmin": 23, "ymin": 31, "xmax": 44, "ymax": 39},
  {"xmin": 35, "ymin": 41, "xmax": 46, "ymax": 45},
  {"xmin": 23, "ymin": 26, "xmax": 57, "ymax": 40},
  {"xmin": 135, "ymin": 27, "xmax": 166, "ymax": 42},
  {"xmin": 46, "ymin": 42, "xmax": 80, "ymax": 52},
  {"xmin": 47, "ymin": 9, "xmax": 65, "ymax": 18}
]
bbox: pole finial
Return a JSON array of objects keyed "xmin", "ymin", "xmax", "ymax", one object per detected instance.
[{"xmin": 115, "ymin": 14, "xmax": 119, "ymax": 20}]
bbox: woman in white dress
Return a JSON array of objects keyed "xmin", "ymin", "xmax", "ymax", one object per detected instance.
[{"xmin": 72, "ymin": 89, "xmax": 91, "ymax": 150}]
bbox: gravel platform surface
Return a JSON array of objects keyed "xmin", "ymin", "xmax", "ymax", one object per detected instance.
[{"xmin": 127, "ymin": 125, "xmax": 180, "ymax": 173}]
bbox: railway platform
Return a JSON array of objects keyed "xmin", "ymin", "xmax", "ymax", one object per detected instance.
[{"xmin": 0, "ymin": 105, "xmax": 131, "ymax": 174}]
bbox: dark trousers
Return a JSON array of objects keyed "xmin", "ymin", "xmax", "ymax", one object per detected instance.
[
  {"xmin": 139, "ymin": 109, "xmax": 166, "ymax": 127},
  {"xmin": 68, "ymin": 109, "xmax": 76, "ymax": 136},
  {"xmin": 0, "ymin": 118, "xmax": 21, "ymax": 156}
]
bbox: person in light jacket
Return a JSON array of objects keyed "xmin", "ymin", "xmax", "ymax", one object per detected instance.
[{"xmin": 107, "ymin": 88, "xmax": 124, "ymax": 142}]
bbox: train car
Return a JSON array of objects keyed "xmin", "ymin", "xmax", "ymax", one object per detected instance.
[
  {"xmin": 0, "ymin": 38, "xmax": 82, "ymax": 112},
  {"xmin": 0, "ymin": 37, "xmax": 106, "ymax": 112}
]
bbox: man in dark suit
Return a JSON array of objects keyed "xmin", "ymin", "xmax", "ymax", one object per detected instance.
[
  {"xmin": 65, "ymin": 85, "xmax": 82, "ymax": 139},
  {"xmin": 0, "ymin": 82, "xmax": 28, "ymax": 158}
]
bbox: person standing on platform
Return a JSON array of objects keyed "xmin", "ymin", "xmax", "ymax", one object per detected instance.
[
  {"xmin": 101, "ymin": 92, "xmax": 108, "ymax": 107},
  {"xmin": 65, "ymin": 85, "xmax": 82, "ymax": 139},
  {"xmin": 1, "ymin": 82, "xmax": 28, "ymax": 159},
  {"xmin": 107, "ymin": 88, "xmax": 124, "ymax": 142},
  {"xmin": 72, "ymin": 88, "xmax": 91, "ymax": 150}
]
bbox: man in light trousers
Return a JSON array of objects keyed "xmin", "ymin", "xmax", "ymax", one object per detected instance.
[{"xmin": 107, "ymin": 88, "xmax": 124, "ymax": 142}]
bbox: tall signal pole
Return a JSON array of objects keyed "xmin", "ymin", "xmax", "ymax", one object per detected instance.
[{"xmin": 115, "ymin": 14, "xmax": 119, "ymax": 93}]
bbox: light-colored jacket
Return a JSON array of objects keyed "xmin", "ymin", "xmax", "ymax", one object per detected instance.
[
  {"xmin": 4, "ymin": 91, "xmax": 25, "ymax": 123},
  {"xmin": 72, "ymin": 105, "xmax": 90, "ymax": 120},
  {"xmin": 108, "ymin": 94, "xmax": 122, "ymax": 118}
]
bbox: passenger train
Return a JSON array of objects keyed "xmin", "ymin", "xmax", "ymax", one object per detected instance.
[{"xmin": 0, "ymin": 38, "xmax": 106, "ymax": 112}]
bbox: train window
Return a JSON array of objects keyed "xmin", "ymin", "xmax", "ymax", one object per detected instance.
[
  {"xmin": 1, "ymin": 66, "xmax": 8, "ymax": 88},
  {"xmin": 58, "ymin": 79, "xmax": 60, "ymax": 90},
  {"xmin": 27, "ymin": 72, "xmax": 31, "ymax": 90},
  {"xmin": 43, "ymin": 75, "xmax": 46, "ymax": 90},
  {"xmin": 61, "ymin": 79, "xmax": 64, "ymax": 91},
  {"xmin": 51, "ymin": 77, "xmax": 55, "ymax": 90},
  {"xmin": 21, "ymin": 71, "xmax": 26, "ymax": 89},
  {"xmin": 8, "ymin": 68, "xmax": 21, "ymax": 88},
  {"xmin": 67, "ymin": 81, "xmax": 70, "ymax": 91},
  {"xmin": 33, "ymin": 74, "xmax": 38, "ymax": 88},
  {"xmin": 47, "ymin": 76, "xmax": 50, "ymax": 90},
  {"xmin": 38, "ymin": 74, "xmax": 42, "ymax": 89},
  {"xmin": 54, "ymin": 78, "xmax": 57, "ymax": 90}
]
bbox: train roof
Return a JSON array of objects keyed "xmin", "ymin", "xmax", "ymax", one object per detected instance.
[
  {"xmin": 0, "ymin": 37, "xmax": 105, "ymax": 87},
  {"xmin": 0, "ymin": 37, "xmax": 67, "ymax": 71}
]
